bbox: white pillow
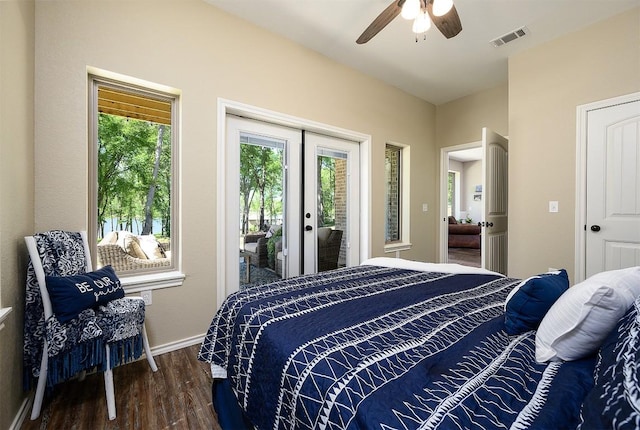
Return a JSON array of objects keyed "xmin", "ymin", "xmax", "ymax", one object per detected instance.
[
  {"xmin": 535, "ymin": 266, "xmax": 640, "ymax": 362},
  {"xmin": 137, "ymin": 234, "xmax": 165, "ymax": 260}
]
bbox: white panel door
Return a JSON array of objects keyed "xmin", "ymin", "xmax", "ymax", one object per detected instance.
[
  {"xmin": 586, "ymin": 100, "xmax": 640, "ymax": 277},
  {"xmin": 303, "ymin": 132, "xmax": 360, "ymax": 274},
  {"xmin": 481, "ymin": 128, "xmax": 509, "ymax": 275}
]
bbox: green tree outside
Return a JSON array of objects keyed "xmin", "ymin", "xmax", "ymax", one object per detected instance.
[{"xmin": 97, "ymin": 113, "xmax": 171, "ymax": 239}]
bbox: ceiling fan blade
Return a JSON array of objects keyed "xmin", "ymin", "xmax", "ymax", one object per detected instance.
[
  {"xmin": 356, "ymin": 0, "xmax": 404, "ymax": 44},
  {"xmin": 427, "ymin": 2, "xmax": 462, "ymax": 39}
]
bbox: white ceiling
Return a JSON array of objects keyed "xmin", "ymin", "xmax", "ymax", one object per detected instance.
[
  {"xmin": 203, "ymin": 0, "xmax": 639, "ymax": 105},
  {"xmin": 449, "ymin": 147, "xmax": 482, "ymax": 162}
]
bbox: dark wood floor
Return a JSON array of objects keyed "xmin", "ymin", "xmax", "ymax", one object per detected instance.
[{"xmin": 21, "ymin": 344, "xmax": 222, "ymax": 430}]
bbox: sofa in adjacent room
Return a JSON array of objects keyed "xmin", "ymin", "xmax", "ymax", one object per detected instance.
[{"xmin": 448, "ymin": 216, "xmax": 481, "ymax": 249}]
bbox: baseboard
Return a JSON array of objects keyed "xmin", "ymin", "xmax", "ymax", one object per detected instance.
[
  {"xmin": 149, "ymin": 333, "xmax": 205, "ymax": 357},
  {"xmin": 10, "ymin": 395, "xmax": 32, "ymax": 430}
]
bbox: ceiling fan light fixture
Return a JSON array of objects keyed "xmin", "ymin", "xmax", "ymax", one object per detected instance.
[
  {"xmin": 356, "ymin": 0, "xmax": 462, "ymax": 44},
  {"xmin": 401, "ymin": 0, "xmax": 421, "ymax": 20},
  {"xmin": 432, "ymin": 0, "xmax": 454, "ymax": 17},
  {"xmin": 412, "ymin": 11, "xmax": 431, "ymax": 34}
]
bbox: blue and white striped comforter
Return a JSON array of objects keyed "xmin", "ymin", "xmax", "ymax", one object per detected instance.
[{"xmin": 199, "ymin": 265, "xmax": 595, "ymax": 430}]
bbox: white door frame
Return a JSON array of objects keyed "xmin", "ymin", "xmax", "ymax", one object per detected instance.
[
  {"xmin": 439, "ymin": 141, "xmax": 481, "ymax": 263},
  {"xmin": 575, "ymin": 91, "xmax": 640, "ymax": 283},
  {"xmin": 216, "ymin": 98, "xmax": 372, "ymax": 308}
]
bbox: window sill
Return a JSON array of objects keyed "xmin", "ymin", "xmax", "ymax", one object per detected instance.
[
  {"xmin": 0, "ymin": 307, "xmax": 12, "ymax": 332},
  {"xmin": 384, "ymin": 242, "xmax": 411, "ymax": 252},
  {"xmin": 121, "ymin": 270, "xmax": 185, "ymax": 293},
  {"xmin": 384, "ymin": 242, "xmax": 412, "ymax": 254}
]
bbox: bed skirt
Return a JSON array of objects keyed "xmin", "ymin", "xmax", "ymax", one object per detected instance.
[{"xmin": 212, "ymin": 378, "xmax": 252, "ymax": 430}]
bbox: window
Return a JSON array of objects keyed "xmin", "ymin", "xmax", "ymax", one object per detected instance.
[
  {"xmin": 88, "ymin": 72, "xmax": 181, "ymax": 289},
  {"xmin": 448, "ymin": 171, "xmax": 456, "ymax": 217},
  {"xmin": 384, "ymin": 143, "xmax": 410, "ymax": 250},
  {"xmin": 385, "ymin": 145, "xmax": 402, "ymax": 242}
]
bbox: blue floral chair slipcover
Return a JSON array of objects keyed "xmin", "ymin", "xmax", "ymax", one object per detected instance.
[{"xmin": 23, "ymin": 230, "xmax": 157, "ymax": 420}]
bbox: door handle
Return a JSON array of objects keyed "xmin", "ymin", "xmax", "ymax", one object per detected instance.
[
  {"xmin": 478, "ymin": 222, "xmax": 494, "ymax": 227},
  {"xmin": 590, "ymin": 225, "xmax": 601, "ymax": 232},
  {"xmin": 305, "ymin": 225, "xmax": 313, "ymax": 231}
]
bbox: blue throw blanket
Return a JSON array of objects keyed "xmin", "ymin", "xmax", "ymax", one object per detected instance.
[
  {"xmin": 23, "ymin": 230, "xmax": 145, "ymax": 390},
  {"xmin": 199, "ymin": 265, "xmax": 596, "ymax": 430}
]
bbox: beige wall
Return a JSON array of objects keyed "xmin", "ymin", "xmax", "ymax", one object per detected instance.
[
  {"xmin": 33, "ymin": 0, "xmax": 436, "ymax": 352},
  {"xmin": 436, "ymin": 83, "xmax": 509, "ymax": 149},
  {"xmin": 0, "ymin": 1, "xmax": 35, "ymax": 428},
  {"xmin": 461, "ymin": 160, "xmax": 482, "ymax": 223},
  {"xmin": 508, "ymin": 8, "xmax": 640, "ymax": 280},
  {"xmin": 435, "ymin": 7, "xmax": 639, "ymax": 280}
]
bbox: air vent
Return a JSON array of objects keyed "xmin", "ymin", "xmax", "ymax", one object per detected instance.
[{"xmin": 490, "ymin": 26, "xmax": 529, "ymax": 48}]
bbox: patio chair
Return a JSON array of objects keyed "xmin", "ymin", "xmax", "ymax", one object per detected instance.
[
  {"xmin": 318, "ymin": 228, "xmax": 343, "ymax": 272},
  {"xmin": 243, "ymin": 232, "xmax": 268, "ymax": 267}
]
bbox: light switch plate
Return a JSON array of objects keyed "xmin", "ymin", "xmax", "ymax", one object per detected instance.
[
  {"xmin": 549, "ymin": 201, "xmax": 559, "ymax": 213},
  {"xmin": 422, "ymin": 203, "xmax": 428, "ymax": 212}
]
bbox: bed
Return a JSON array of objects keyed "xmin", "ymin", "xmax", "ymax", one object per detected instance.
[{"xmin": 198, "ymin": 258, "xmax": 640, "ymax": 430}]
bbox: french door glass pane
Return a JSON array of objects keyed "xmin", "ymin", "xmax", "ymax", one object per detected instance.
[
  {"xmin": 316, "ymin": 149, "xmax": 347, "ymax": 272},
  {"xmin": 239, "ymin": 133, "xmax": 285, "ymax": 286}
]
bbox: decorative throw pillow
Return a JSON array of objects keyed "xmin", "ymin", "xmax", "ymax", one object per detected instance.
[
  {"xmin": 579, "ymin": 296, "xmax": 640, "ymax": 429},
  {"xmin": 98, "ymin": 231, "xmax": 118, "ymax": 245},
  {"xmin": 535, "ymin": 266, "xmax": 640, "ymax": 362},
  {"xmin": 137, "ymin": 234, "xmax": 166, "ymax": 259},
  {"xmin": 45, "ymin": 265, "xmax": 125, "ymax": 324},
  {"xmin": 122, "ymin": 234, "xmax": 148, "ymax": 260},
  {"xmin": 504, "ymin": 269, "xmax": 569, "ymax": 335}
]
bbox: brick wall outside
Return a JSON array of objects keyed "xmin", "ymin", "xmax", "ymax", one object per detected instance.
[{"xmin": 334, "ymin": 158, "xmax": 347, "ymax": 265}]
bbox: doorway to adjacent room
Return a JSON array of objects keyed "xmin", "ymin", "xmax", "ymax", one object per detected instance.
[
  {"xmin": 440, "ymin": 128, "xmax": 509, "ymax": 274},
  {"xmin": 444, "ymin": 145, "xmax": 483, "ymax": 268}
]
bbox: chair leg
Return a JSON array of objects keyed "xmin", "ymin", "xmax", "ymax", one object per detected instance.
[
  {"xmin": 142, "ymin": 323, "xmax": 158, "ymax": 372},
  {"xmin": 104, "ymin": 344, "xmax": 116, "ymax": 420},
  {"xmin": 30, "ymin": 341, "xmax": 49, "ymax": 420}
]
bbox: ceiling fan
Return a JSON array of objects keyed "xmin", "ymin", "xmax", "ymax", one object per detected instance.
[{"xmin": 356, "ymin": 0, "xmax": 462, "ymax": 44}]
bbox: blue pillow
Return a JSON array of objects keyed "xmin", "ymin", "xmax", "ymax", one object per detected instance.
[
  {"xmin": 504, "ymin": 269, "xmax": 569, "ymax": 335},
  {"xmin": 45, "ymin": 265, "xmax": 124, "ymax": 324},
  {"xmin": 579, "ymin": 296, "xmax": 640, "ymax": 429}
]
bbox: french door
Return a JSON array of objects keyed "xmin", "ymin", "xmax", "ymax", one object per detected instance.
[
  {"xmin": 225, "ymin": 116, "xmax": 360, "ymax": 295},
  {"xmin": 303, "ymin": 132, "xmax": 360, "ymax": 274}
]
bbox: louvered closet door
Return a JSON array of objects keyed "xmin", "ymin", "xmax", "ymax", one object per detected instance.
[{"xmin": 481, "ymin": 127, "xmax": 509, "ymax": 275}]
